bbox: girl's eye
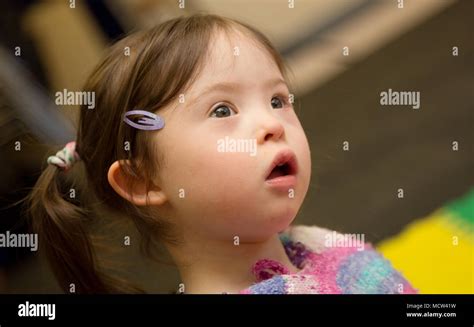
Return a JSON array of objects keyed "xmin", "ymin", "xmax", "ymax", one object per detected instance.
[
  {"xmin": 271, "ymin": 96, "xmax": 287, "ymax": 109},
  {"xmin": 210, "ymin": 105, "xmax": 236, "ymax": 118}
]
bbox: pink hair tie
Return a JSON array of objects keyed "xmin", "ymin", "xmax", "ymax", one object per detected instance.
[{"xmin": 47, "ymin": 141, "xmax": 80, "ymax": 171}]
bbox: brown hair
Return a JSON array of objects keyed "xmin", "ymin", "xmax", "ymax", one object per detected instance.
[{"xmin": 27, "ymin": 14, "xmax": 289, "ymax": 293}]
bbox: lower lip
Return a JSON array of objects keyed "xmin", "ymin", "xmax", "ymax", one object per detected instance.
[{"xmin": 265, "ymin": 175, "xmax": 297, "ymax": 190}]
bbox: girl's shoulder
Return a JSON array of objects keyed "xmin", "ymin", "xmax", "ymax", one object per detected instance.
[{"xmin": 240, "ymin": 225, "xmax": 418, "ymax": 294}]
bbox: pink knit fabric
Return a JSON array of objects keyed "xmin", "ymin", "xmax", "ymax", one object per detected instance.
[
  {"xmin": 252, "ymin": 259, "xmax": 291, "ymax": 282},
  {"xmin": 240, "ymin": 225, "xmax": 418, "ymax": 294}
]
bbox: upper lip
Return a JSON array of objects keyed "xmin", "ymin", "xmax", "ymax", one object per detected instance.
[{"xmin": 265, "ymin": 149, "xmax": 298, "ymax": 180}]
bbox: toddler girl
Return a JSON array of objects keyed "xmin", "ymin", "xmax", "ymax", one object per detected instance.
[{"xmin": 28, "ymin": 14, "xmax": 417, "ymax": 294}]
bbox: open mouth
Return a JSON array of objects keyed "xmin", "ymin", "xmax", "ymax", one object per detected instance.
[
  {"xmin": 267, "ymin": 162, "xmax": 292, "ymax": 180},
  {"xmin": 265, "ymin": 150, "xmax": 298, "ymax": 181}
]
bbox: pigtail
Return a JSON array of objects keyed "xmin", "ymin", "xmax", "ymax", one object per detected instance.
[{"xmin": 27, "ymin": 163, "xmax": 143, "ymax": 294}]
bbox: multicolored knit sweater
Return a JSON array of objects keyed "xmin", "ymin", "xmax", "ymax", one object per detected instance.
[{"xmin": 240, "ymin": 225, "xmax": 418, "ymax": 294}]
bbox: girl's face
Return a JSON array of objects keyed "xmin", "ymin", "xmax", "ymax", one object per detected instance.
[{"xmin": 155, "ymin": 30, "xmax": 311, "ymax": 243}]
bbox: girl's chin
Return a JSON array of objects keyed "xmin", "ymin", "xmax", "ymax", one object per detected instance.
[{"xmin": 255, "ymin": 215, "xmax": 296, "ymax": 239}]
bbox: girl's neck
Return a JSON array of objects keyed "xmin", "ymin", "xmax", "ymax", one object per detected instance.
[{"xmin": 165, "ymin": 233, "xmax": 298, "ymax": 294}]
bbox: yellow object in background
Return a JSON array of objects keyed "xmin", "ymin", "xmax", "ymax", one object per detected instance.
[{"xmin": 378, "ymin": 189, "xmax": 474, "ymax": 294}]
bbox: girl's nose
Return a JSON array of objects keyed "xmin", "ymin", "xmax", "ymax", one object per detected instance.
[{"xmin": 256, "ymin": 114, "xmax": 285, "ymax": 144}]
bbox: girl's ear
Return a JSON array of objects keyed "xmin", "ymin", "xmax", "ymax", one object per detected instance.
[{"xmin": 107, "ymin": 161, "xmax": 167, "ymax": 206}]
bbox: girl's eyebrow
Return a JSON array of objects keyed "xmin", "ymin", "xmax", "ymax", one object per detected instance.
[{"xmin": 189, "ymin": 77, "xmax": 288, "ymax": 104}]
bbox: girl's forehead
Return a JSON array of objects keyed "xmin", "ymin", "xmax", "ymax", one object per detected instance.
[
  {"xmin": 203, "ymin": 30, "xmax": 280, "ymax": 76},
  {"xmin": 179, "ymin": 28, "xmax": 284, "ymax": 100},
  {"xmin": 207, "ymin": 29, "xmax": 270, "ymax": 62}
]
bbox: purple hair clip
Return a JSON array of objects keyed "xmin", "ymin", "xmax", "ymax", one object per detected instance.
[{"xmin": 123, "ymin": 110, "xmax": 165, "ymax": 131}]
